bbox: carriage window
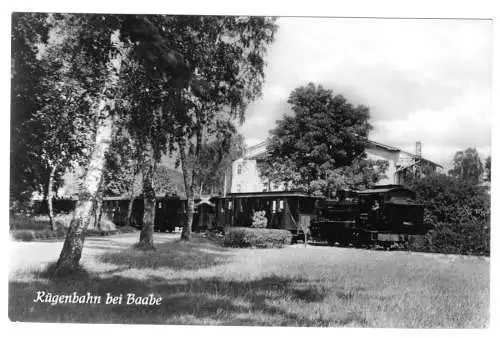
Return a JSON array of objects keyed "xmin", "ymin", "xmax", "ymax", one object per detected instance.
[
  {"xmin": 158, "ymin": 202, "xmax": 162, "ymax": 209},
  {"xmin": 279, "ymin": 200, "xmax": 284, "ymax": 211},
  {"xmin": 272, "ymin": 200, "xmax": 276, "ymax": 213},
  {"xmin": 228, "ymin": 201, "xmax": 232, "ymax": 210}
]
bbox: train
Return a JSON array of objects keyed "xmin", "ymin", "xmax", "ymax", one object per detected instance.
[
  {"xmin": 35, "ymin": 184, "xmax": 426, "ymax": 247},
  {"xmin": 212, "ymin": 185, "xmax": 427, "ymax": 247}
]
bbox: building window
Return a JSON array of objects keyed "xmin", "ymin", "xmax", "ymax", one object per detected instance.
[
  {"xmin": 237, "ymin": 164, "xmax": 243, "ymax": 175},
  {"xmin": 237, "ymin": 184, "xmax": 242, "ymax": 192}
]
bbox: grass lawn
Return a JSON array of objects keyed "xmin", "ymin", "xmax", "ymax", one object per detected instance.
[{"xmin": 9, "ymin": 233, "xmax": 489, "ymax": 327}]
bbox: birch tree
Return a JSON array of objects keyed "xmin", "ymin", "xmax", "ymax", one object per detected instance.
[{"xmin": 53, "ymin": 14, "xmax": 193, "ymax": 273}]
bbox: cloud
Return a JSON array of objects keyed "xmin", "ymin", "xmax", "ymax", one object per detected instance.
[
  {"xmin": 244, "ymin": 138, "xmax": 264, "ymax": 147},
  {"xmin": 372, "ymin": 86, "xmax": 491, "ymax": 164},
  {"xmin": 238, "ymin": 17, "xmax": 492, "ymax": 164}
]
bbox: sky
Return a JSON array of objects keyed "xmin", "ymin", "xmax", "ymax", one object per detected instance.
[{"xmin": 238, "ymin": 17, "xmax": 493, "ymax": 170}]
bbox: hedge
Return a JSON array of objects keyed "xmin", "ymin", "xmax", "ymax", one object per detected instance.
[
  {"xmin": 10, "ymin": 213, "xmax": 136, "ymax": 242},
  {"xmin": 224, "ymin": 227, "xmax": 292, "ymax": 248},
  {"xmin": 406, "ymin": 174, "xmax": 490, "ymax": 256},
  {"xmin": 11, "ymin": 226, "xmax": 137, "ymax": 242}
]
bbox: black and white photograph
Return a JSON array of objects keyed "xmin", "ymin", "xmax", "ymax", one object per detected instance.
[{"xmin": 7, "ymin": 2, "xmax": 493, "ymax": 330}]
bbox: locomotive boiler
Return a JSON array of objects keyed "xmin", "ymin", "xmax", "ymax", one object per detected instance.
[{"xmin": 310, "ymin": 185, "xmax": 426, "ymax": 247}]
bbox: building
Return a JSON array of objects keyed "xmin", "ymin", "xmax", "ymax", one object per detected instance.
[{"xmin": 230, "ymin": 140, "xmax": 442, "ymax": 193}]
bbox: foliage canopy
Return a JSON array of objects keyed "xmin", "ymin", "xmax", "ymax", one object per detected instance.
[{"xmin": 259, "ymin": 83, "xmax": 387, "ymax": 195}]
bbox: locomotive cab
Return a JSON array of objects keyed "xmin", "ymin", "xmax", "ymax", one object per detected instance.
[{"xmin": 357, "ymin": 185, "xmax": 426, "ymax": 240}]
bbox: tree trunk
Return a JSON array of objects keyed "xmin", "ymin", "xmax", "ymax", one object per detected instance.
[
  {"xmin": 125, "ymin": 194, "xmax": 135, "ymax": 227},
  {"xmin": 55, "ymin": 113, "xmax": 115, "ymax": 273},
  {"xmin": 125, "ymin": 173, "xmax": 137, "ymax": 227},
  {"xmin": 223, "ymin": 168, "xmax": 227, "ymax": 196},
  {"xmin": 94, "ymin": 186, "xmax": 104, "ymax": 230},
  {"xmin": 54, "ymin": 44, "xmax": 122, "ymax": 275},
  {"xmin": 47, "ymin": 165, "xmax": 57, "ymax": 231},
  {"xmin": 138, "ymin": 149, "xmax": 156, "ymax": 249},
  {"xmin": 179, "ymin": 138, "xmax": 194, "ymax": 241}
]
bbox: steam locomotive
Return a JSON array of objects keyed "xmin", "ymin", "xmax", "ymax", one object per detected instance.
[{"xmin": 310, "ymin": 185, "xmax": 426, "ymax": 247}]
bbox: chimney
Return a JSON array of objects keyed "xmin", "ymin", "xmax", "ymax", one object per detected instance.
[{"xmin": 415, "ymin": 141, "xmax": 422, "ymax": 160}]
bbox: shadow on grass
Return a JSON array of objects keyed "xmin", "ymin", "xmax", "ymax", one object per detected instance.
[
  {"xmin": 98, "ymin": 236, "xmax": 233, "ymax": 271},
  {"xmin": 9, "ymin": 269, "xmax": 348, "ymax": 326},
  {"xmin": 9, "ymin": 235, "xmax": 374, "ymax": 326}
]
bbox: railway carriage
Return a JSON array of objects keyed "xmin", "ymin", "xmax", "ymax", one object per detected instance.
[
  {"xmin": 212, "ymin": 191, "xmax": 323, "ymax": 239},
  {"xmin": 154, "ymin": 197, "xmax": 188, "ymax": 232},
  {"xmin": 99, "ymin": 196, "xmax": 188, "ymax": 232}
]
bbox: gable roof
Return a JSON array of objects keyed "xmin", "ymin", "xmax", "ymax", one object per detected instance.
[
  {"xmin": 366, "ymin": 139, "xmax": 400, "ymax": 152},
  {"xmin": 242, "ymin": 139, "xmax": 442, "ymax": 168},
  {"xmin": 244, "ymin": 141, "xmax": 268, "ymax": 160},
  {"xmin": 398, "ymin": 150, "xmax": 443, "ymax": 169}
]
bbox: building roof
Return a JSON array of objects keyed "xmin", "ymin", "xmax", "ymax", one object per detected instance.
[
  {"xmin": 366, "ymin": 140, "xmax": 400, "ymax": 152},
  {"xmin": 398, "ymin": 150, "xmax": 443, "ymax": 169},
  {"xmin": 356, "ymin": 185, "xmax": 409, "ymax": 194},
  {"xmin": 244, "ymin": 141, "xmax": 268, "ymax": 160},
  {"xmin": 243, "ymin": 139, "xmax": 443, "ymax": 168},
  {"xmin": 213, "ymin": 190, "xmax": 323, "ymax": 199}
]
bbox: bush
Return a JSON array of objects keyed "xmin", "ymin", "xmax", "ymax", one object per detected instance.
[
  {"xmin": 251, "ymin": 210, "xmax": 268, "ymax": 228},
  {"xmin": 407, "ymin": 221, "xmax": 490, "ymax": 256},
  {"xmin": 11, "ymin": 227, "xmax": 68, "ymax": 241},
  {"xmin": 10, "ymin": 213, "xmax": 136, "ymax": 242},
  {"xmin": 224, "ymin": 227, "xmax": 292, "ymax": 248},
  {"xmin": 10, "ymin": 214, "xmax": 52, "ymax": 230},
  {"xmin": 406, "ymin": 174, "xmax": 490, "ymax": 256}
]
